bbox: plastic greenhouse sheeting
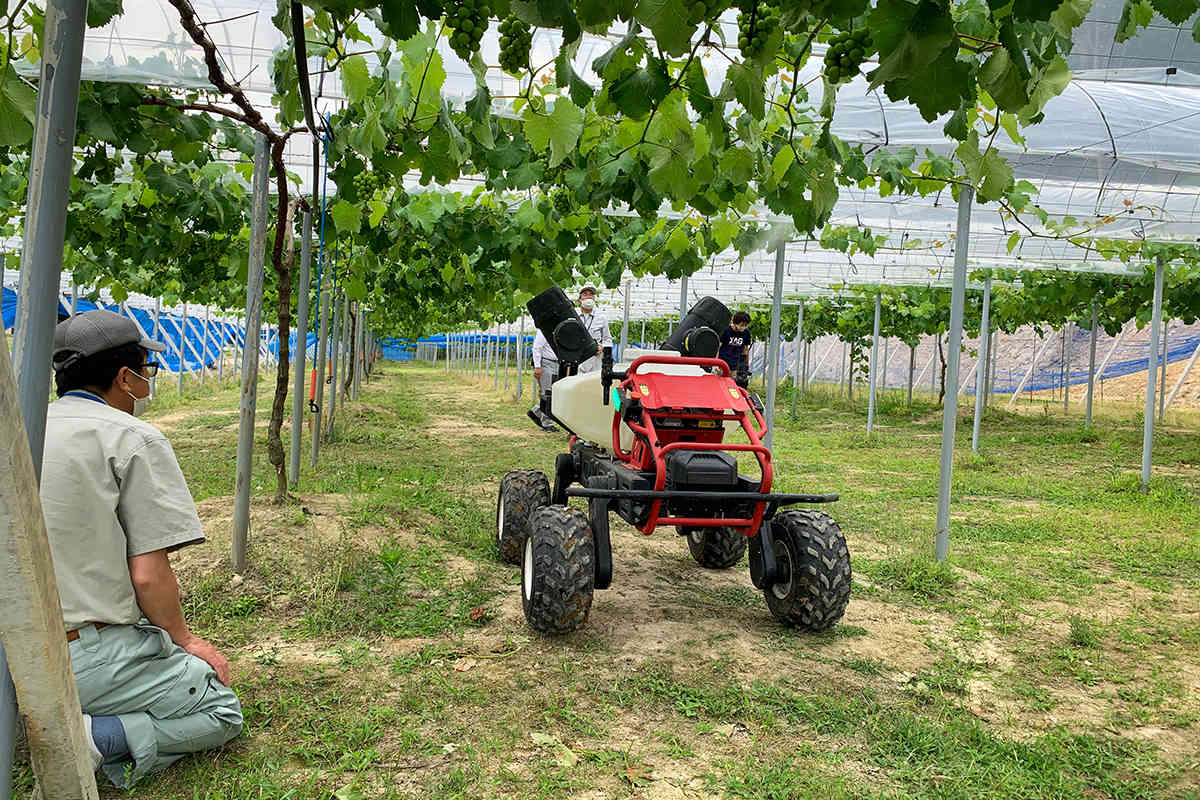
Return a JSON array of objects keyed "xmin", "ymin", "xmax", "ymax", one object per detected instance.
[
  {"xmin": 3, "ymin": 285, "xmax": 316, "ymax": 373},
  {"xmin": 745, "ymin": 320, "xmax": 1200, "ymax": 398}
]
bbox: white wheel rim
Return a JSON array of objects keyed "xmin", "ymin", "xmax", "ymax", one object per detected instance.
[
  {"xmin": 772, "ymin": 544, "xmax": 793, "ymax": 600},
  {"xmin": 523, "ymin": 535, "xmax": 534, "ymax": 599},
  {"xmin": 689, "ymin": 529, "xmax": 703, "ymax": 544},
  {"xmin": 497, "ymin": 498, "xmax": 506, "ymax": 543}
]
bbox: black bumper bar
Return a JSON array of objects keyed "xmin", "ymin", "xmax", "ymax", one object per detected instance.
[{"xmin": 564, "ymin": 488, "xmax": 838, "ymax": 504}]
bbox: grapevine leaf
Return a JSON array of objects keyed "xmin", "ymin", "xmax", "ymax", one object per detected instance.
[
  {"xmin": 722, "ymin": 63, "xmax": 764, "ymax": 119},
  {"xmin": 978, "ymin": 48, "xmax": 1030, "ymax": 112},
  {"xmin": 1195, "ymin": 13, "xmax": 1200, "ymax": 42},
  {"xmin": 340, "ymin": 55, "xmax": 371, "ymax": 105},
  {"xmin": 609, "ymin": 67, "xmax": 668, "ymax": 119},
  {"xmin": 368, "ymin": 200, "xmax": 388, "ymax": 228},
  {"xmin": 378, "ymin": 0, "xmax": 420, "ymax": 39},
  {"xmin": 331, "ymin": 200, "xmax": 363, "ymax": 235},
  {"xmin": 577, "ymin": 0, "xmax": 624, "ymax": 29},
  {"xmin": 666, "ymin": 224, "xmax": 689, "ymax": 257},
  {"xmin": 522, "ymin": 99, "xmax": 584, "ymax": 167},
  {"xmin": 1149, "ymin": 0, "xmax": 1197, "ymax": 24},
  {"xmin": 772, "ymin": 146, "xmax": 795, "ymax": 183},
  {"xmin": 881, "ymin": 46, "xmax": 972, "ymax": 121},
  {"xmin": 1012, "ymin": 0, "xmax": 1066, "ymax": 21},
  {"xmin": 1116, "ymin": 0, "xmax": 1154, "ymax": 41},
  {"xmin": 556, "ymin": 48, "xmax": 596, "ymax": 108},
  {"xmin": 1050, "ymin": 0, "xmax": 1094, "ymax": 38},
  {"xmin": 866, "ymin": 0, "xmax": 956, "ymax": 90},
  {"xmin": 86, "ymin": 0, "xmax": 123, "ymax": 27},
  {"xmin": 1021, "ymin": 55, "xmax": 1072, "ymax": 122},
  {"xmin": 683, "ymin": 59, "xmax": 713, "ymax": 117},
  {"xmin": 633, "ymin": 0, "xmax": 693, "ymax": 57}
]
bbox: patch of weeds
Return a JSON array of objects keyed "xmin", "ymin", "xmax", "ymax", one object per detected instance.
[
  {"xmin": 710, "ymin": 755, "xmax": 868, "ymax": 800},
  {"xmin": 843, "ymin": 658, "xmax": 886, "ymax": 677},
  {"xmin": 1068, "ymin": 615, "xmax": 1101, "ymax": 649},
  {"xmin": 860, "ymin": 553, "xmax": 958, "ymax": 601},
  {"xmin": 907, "ymin": 656, "xmax": 973, "ymax": 701},
  {"xmin": 1009, "ymin": 680, "xmax": 1057, "ymax": 712}
]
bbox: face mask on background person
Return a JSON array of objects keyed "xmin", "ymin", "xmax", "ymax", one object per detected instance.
[
  {"xmin": 580, "ymin": 298, "xmax": 596, "ymax": 311},
  {"xmin": 125, "ymin": 369, "xmax": 154, "ymax": 417}
]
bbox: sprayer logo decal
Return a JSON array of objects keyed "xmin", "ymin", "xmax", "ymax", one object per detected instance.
[
  {"xmin": 729, "ymin": 388, "xmax": 740, "ymax": 398},
  {"xmin": 639, "ymin": 383, "xmax": 650, "ymax": 396}
]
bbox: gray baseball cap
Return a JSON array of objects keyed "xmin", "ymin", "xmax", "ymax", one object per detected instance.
[{"xmin": 52, "ymin": 309, "xmax": 166, "ymax": 370}]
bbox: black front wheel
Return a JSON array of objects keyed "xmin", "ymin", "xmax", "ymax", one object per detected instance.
[
  {"xmin": 496, "ymin": 469, "xmax": 550, "ymax": 565},
  {"xmin": 683, "ymin": 526, "xmax": 747, "ymax": 569},
  {"xmin": 762, "ymin": 510, "xmax": 851, "ymax": 631},
  {"xmin": 522, "ymin": 505, "xmax": 595, "ymax": 634}
]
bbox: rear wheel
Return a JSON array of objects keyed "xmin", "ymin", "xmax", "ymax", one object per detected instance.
[
  {"xmin": 522, "ymin": 505, "xmax": 594, "ymax": 634},
  {"xmin": 763, "ymin": 510, "xmax": 851, "ymax": 631},
  {"xmin": 683, "ymin": 527, "xmax": 747, "ymax": 569},
  {"xmin": 496, "ymin": 470, "xmax": 550, "ymax": 565}
]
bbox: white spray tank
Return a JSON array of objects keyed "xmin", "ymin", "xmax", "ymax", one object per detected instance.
[{"xmin": 551, "ymin": 348, "xmax": 718, "ymax": 450}]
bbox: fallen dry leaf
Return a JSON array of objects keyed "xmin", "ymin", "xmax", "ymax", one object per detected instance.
[{"xmin": 453, "ymin": 658, "xmax": 478, "ymax": 672}]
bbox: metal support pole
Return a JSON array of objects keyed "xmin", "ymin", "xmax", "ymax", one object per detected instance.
[
  {"xmin": 791, "ymin": 303, "xmax": 803, "ymax": 418},
  {"xmin": 620, "ymin": 280, "xmax": 631, "ymax": 360},
  {"xmin": 935, "ymin": 185, "xmax": 973, "ymax": 561},
  {"xmin": 1085, "ymin": 304, "xmax": 1098, "ymax": 427},
  {"xmin": 290, "ymin": 210, "xmax": 312, "ymax": 488},
  {"xmin": 178, "ymin": 303, "xmax": 187, "ymax": 396},
  {"xmin": 881, "ymin": 336, "xmax": 889, "ymax": 395},
  {"xmin": 971, "ymin": 278, "xmax": 991, "ymax": 454},
  {"xmin": 152, "ymin": 299, "xmax": 161, "ymax": 396},
  {"xmin": 517, "ymin": 318, "xmax": 525, "ymax": 399},
  {"xmin": 10, "ymin": 0, "xmax": 87, "ymax": 478},
  {"xmin": 640, "ymin": 319, "xmax": 646, "ymax": 346},
  {"xmin": 232, "ymin": 133, "xmax": 270, "ymax": 574},
  {"xmin": 339, "ymin": 294, "xmax": 350, "ymax": 398},
  {"xmin": 1063, "ymin": 322, "xmax": 1071, "ymax": 412},
  {"xmin": 504, "ymin": 322, "xmax": 512, "ymax": 392},
  {"xmin": 353, "ymin": 303, "xmax": 363, "ymax": 401},
  {"xmin": 311, "ymin": 270, "xmax": 330, "ymax": 468},
  {"xmin": 1142, "ymin": 256, "xmax": 1165, "ymax": 491},
  {"xmin": 201, "ymin": 306, "xmax": 210, "ymax": 388},
  {"xmin": 1158, "ymin": 321, "xmax": 1169, "ymax": 423},
  {"xmin": 326, "ymin": 292, "xmax": 341, "ymax": 439},
  {"xmin": 1008, "ymin": 333, "xmax": 1055, "ymax": 408},
  {"xmin": 1164, "ymin": 339, "xmax": 1200, "ymax": 414},
  {"xmin": 764, "ymin": 245, "xmax": 785, "ymax": 449},
  {"xmin": 866, "ymin": 292, "xmax": 881, "ymax": 435},
  {"xmin": 679, "ymin": 275, "xmax": 688, "ymax": 319}
]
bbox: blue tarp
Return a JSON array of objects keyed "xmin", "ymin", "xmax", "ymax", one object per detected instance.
[{"xmin": 3, "ymin": 286, "xmax": 317, "ymax": 373}]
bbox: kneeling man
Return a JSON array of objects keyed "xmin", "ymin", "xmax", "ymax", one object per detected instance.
[{"xmin": 40, "ymin": 310, "xmax": 242, "ymax": 787}]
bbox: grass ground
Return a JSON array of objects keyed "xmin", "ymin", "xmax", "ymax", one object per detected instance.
[{"xmin": 13, "ymin": 361, "xmax": 1200, "ymax": 799}]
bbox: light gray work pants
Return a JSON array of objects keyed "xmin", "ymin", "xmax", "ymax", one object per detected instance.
[{"xmin": 70, "ymin": 622, "xmax": 243, "ymax": 787}]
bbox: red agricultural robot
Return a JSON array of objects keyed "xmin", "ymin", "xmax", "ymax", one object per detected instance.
[{"xmin": 497, "ymin": 287, "xmax": 851, "ymax": 634}]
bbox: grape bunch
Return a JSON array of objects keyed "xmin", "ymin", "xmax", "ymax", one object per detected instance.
[
  {"xmin": 445, "ymin": 0, "xmax": 490, "ymax": 62},
  {"xmin": 737, "ymin": 1, "xmax": 781, "ymax": 60},
  {"xmin": 551, "ymin": 189, "xmax": 572, "ymax": 215},
  {"xmin": 497, "ymin": 15, "xmax": 531, "ymax": 75},
  {"xmin": 685, "ymin": 0, "xmax": 724, "ymax": 27},
  {"xmin": 352, "ymin": 169, "xmax": 379, "ymax": 199},
  {"xmin": 823, "ymin": 29, "xmax": 872, "ymax": 84}
]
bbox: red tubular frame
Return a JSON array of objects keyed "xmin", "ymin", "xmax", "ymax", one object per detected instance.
[{"xmin": 611, "ymin": 355, "xmax": 774, "ymax": 536}]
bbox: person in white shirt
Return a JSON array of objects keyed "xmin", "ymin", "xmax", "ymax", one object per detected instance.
[
  {"xmin": 576, "ymin": 286, "xmax": 612, "ymax": 373},
  {"xmin": 530, "ymin": 328, "xmax": 559, "ymax": 431}
]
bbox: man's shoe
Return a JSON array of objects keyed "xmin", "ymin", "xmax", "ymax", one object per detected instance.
[{"xmin": 81, "ymin": 714, "xmax": 103, "ymax": 770}]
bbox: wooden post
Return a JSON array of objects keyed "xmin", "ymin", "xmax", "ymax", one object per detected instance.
[{"xmin": 1, "ymin": 332, "xmax": 99, "ymax": 799}]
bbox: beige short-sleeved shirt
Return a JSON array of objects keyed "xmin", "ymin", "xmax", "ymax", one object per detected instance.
[{"xmin": 40, "ymin": 392, "xmax": 205, "ymax": 631}]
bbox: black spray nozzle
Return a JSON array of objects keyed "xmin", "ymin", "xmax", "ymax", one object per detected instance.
[
  {"xmin": 662, "ymin": 296, "xmax": 731, "ymax": 359},
  {"xmin": 527, "ymin": 286, "xmax": 598, "ymax": 366}
]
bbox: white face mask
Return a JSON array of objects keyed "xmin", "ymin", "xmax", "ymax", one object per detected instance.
[
  {"xmin": 580, "ymin": 298, "xmax": 595, "ymax": 311},
  {"xmin": 125, "ymin": 369, "xmax": 154, "ymax": 417}
]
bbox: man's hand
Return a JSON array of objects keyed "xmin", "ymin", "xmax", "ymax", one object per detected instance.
[
  {"xmin": 596, "ymin": 347, "xmax": 602, "ymax": 356},
  {"xmin": 533, "ymin": 368, "xmax": 542, "ymax": 380},
  {"xmin": 182, "ymin": 635, "xmax": 232, "ymax": 685}
]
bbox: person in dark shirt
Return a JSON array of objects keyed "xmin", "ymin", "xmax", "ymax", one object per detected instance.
[{"xmin": 718, "ymin": 311, "xmax": 752, "ymax": 377}]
